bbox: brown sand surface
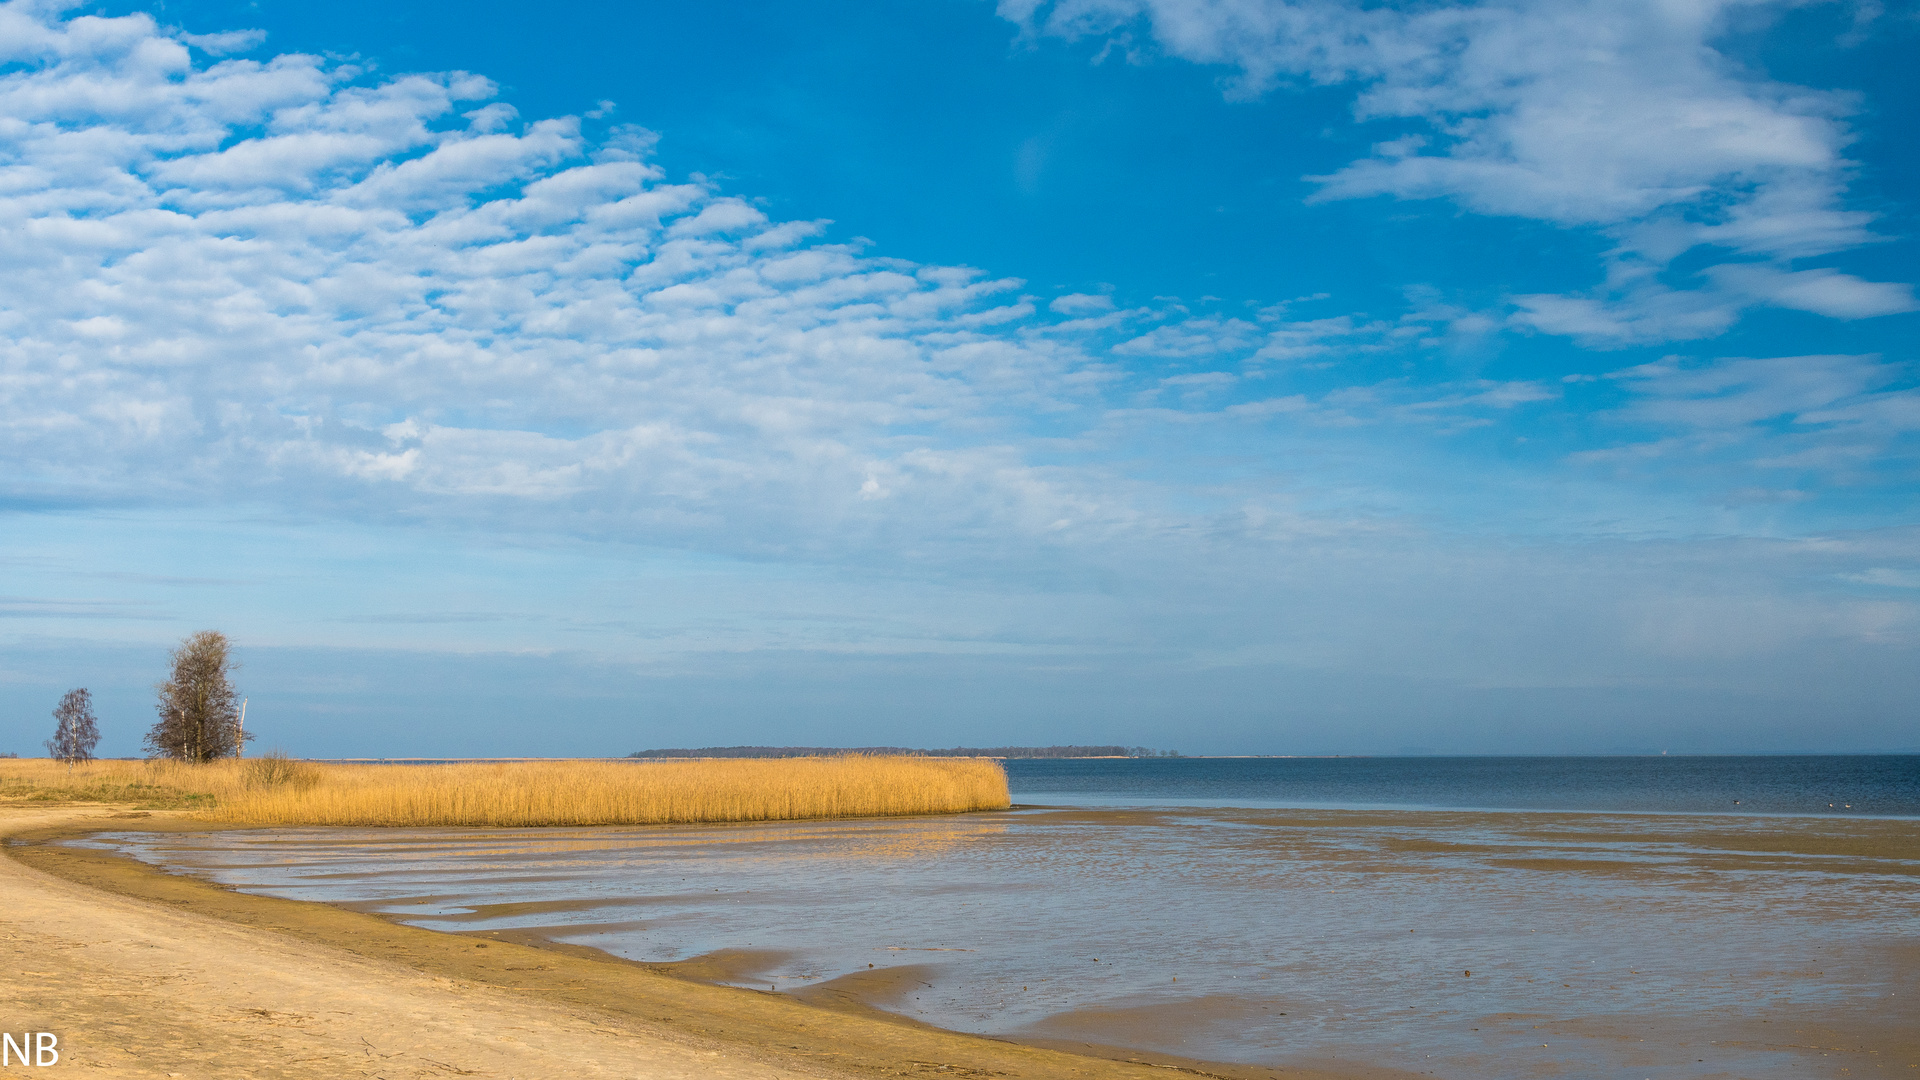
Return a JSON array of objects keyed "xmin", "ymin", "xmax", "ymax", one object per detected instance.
[{"xmin": 1, "ymin": 805, "xmax": 1393, "ymax": 1080}]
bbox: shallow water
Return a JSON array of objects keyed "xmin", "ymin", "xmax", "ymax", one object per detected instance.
[{"xmin": 81, "ymin": 806, "xmax": 1919, "ymax": 1079}]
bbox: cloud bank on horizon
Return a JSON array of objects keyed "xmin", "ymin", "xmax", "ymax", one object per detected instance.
[{"xmin": 1, "ymin": 0, "xmax": 1915, "ymax": 754}]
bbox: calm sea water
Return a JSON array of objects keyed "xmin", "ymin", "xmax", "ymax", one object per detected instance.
[
  {"xmin": 76, "ymin": 756, "xmax": 1920, "ymax": 1080},
  {"xmin": 1004, "ymin": 754, "xmax": 1920, "ymax": 816}
]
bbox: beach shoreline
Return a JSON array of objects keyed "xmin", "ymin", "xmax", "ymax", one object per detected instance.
[
  {"xmin": 12, "ymin": 800, "xmax": 1915, "ymax": 1079},
  {"xmin": 2, "ymin": 804, "xmax": 1370, "ymax": 1080}
]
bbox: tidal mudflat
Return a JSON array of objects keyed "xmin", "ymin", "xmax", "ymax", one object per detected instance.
[{"xmin": 78, "ymin": 806, "xmax": 1918, "ymax": 1079}]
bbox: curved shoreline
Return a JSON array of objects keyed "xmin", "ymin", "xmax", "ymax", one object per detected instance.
[{"xmin": 2, "ymin": 805, "xmax": 1365, "ymax": 1080}]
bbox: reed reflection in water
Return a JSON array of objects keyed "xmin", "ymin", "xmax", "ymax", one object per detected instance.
[{"xmin": 80, "ymin": 807, "xmax": 1920, "ymax": 1079}]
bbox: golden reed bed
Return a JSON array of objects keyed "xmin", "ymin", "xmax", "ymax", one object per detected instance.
[{"xmin": 0, "ymin": 755, "xmax": 1011, "ymax": 826}]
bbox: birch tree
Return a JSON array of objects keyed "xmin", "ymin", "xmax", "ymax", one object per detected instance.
[
  {"xmin": 146, "ymin": 631, "xmax": 248, "ymax": 762},
  {"xmin": 46, "ymin": 688, "xmax": 101, "ymax": 766}
]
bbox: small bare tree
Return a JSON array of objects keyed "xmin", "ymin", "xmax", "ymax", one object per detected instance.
[
  {"xmin": 46, "ymin": 688, "xmax": 101, "ymax": 767},
  {"xmin": 146, "ymin": 631, "xmax": 250, "ymax": 762}
]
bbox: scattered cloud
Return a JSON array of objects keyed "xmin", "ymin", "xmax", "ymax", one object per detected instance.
[
  {"xmin": 177, "ymin": 28, "xmax": 265, "ymax": 56},
  {"xmin": 1113, "ymin": 317, "xmax": 1262, "ymax": 357},
  {"xmin": 1002, "ymin": 0, "xmax": 1914, "ymax": 342},
  {"xmin": 1574, "ymin": 353, "xmax": 1920, "ymax": 483},
  {"xmin": 0, "ymin": 6, "xmax": 1144, "ymax": 562},
  {"xmin": 1843, "ymin": 567, "xmax": 1920, "ymax": 589},
  {"xmin": 1708, "ymin": 265, "xmax": 1918, "ymax": 320},
  {"xmin": 1049, "ymin": 292, "xmax": 1115, "ymax": 315},
  {"xmin": 0, "ymin": 3, "xmax": 1913, "ymax": 751}
]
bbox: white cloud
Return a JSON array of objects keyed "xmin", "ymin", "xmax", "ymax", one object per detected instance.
[
  {"xmin": 1, "ymin": 4, "xmax": 1914, "ymax": 751},
  {"xmin": 1049, "ymin": 291, "xmax": 1115, "ymax": 315},
  {"xmin": 178, "ymin": 29, "xmax": 264, "ymax": 56},
  {"xmin": 1113, "ymin": 316, "xmax": 1261, "ymax": 357},
  {"xmin": 1843, "ymin": 567, "xmax": 1920, "ymax": 589},
  {"xmin": 1251, "ymin": 312, "xmax": 1397, "ymax": 362},
  {"xmin": 1509, "ymin": 263, "xmax": 1918, "ymax": 347},
  {"xmin": 1574, "ymin": 353, "xmax": 1920, "ymax": 480},
  {"xmin": 0, "ymin": 3, "xmax": 1907, "ymax": 587},
  {"xmin": 0, "ymin": 4, "xmax": 1160, "ymax": 562},
  {"xmin": 1003, "ymin": 0, "xmax": 1914, "ymax": 341},
  {"xmin": 1510, "ymin": 284, "xmax": 1743, "ymax": 346},
  {"xmin": 1706, "ymin": 264, "xmax": 1918, "ymax": 320}
]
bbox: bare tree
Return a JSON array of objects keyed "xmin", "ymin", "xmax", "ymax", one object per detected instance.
[
  {"xmin": 46, "ymin": 688, "xmax": 101, "ymax": 766},
  {"xmin": 146, "ymin": 631, "xmax": 249, "ymax": 762}
]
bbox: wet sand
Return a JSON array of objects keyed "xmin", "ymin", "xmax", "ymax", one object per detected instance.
[
  {"xmin": 2, "ymin": 804, "xmax": 1369, "ymax": 1080},
  {"xmin": 58, "ymin": 804, "xmax": 1920, "ymax": 1080}
]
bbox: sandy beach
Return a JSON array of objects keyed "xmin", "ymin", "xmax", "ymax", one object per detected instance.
[{"xmin": 1, "ymin": 804, "xmax": 1366, "ymax": 1080}]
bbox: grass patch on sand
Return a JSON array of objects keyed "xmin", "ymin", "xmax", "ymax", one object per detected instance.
[{"xmin": 0, "ymin": 755, "xmax": 1010, "ymax": 825}]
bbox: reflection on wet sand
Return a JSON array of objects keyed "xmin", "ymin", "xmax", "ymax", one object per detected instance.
[{"xmin": 78, "ymin": 807, "xmax": 1919, "ymax": 1080}]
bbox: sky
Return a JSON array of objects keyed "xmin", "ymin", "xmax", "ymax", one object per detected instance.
[{"xmin": 2, "ymin": 0, "xmax": 1916, "ymax": 757}]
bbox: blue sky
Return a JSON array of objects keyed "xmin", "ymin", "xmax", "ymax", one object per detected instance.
[{"xmin": 2, "ymin": 0, "xmax": 1916, "ymax": 757}]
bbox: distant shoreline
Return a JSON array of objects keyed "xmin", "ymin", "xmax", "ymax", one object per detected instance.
[
  {"xmin": 54, "ymin": 752, "xmax": 1920, "ymax": 763},
  {"xmin": 314, "ymin": 752, "xmax": 1920, "ymax": 763},
  {"xmin": 625, "ymin": 744, "xmax": 1179, "ymax": 760}
]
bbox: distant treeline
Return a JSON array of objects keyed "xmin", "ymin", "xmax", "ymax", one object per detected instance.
[{"xmin": 628, "ymin": 745, "xmax": 1179, "ymax": 760}]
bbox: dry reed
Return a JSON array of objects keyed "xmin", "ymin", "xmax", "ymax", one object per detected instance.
[
  {"xmin": 0, "ymin": 755, "xmax": 1010, "ymax": 826},
  {"xmin": 0, "ymin": 757, "xmax": 223, "ymax": 810}
]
